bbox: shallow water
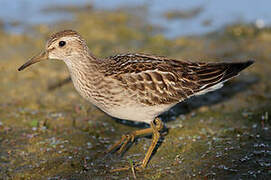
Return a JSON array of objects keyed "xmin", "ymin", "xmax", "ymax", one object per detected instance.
[
  {"xmin": 1, "ymin": 0, "xmax": 271, "ymax": 37},
  {"xmin": 0, "ymin": 3, "xmax": 271, "ymax": 180}
]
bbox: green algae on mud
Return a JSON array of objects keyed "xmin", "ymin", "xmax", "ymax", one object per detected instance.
[{"xmin": 0, "ymin": 6, "xmax": 271, "ymax": 179}]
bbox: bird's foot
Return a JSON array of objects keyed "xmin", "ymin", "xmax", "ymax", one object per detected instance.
[
  {"xmin": 110, "ymin": 162, "xmax": 145, "ymax": 173},
  {"xmin": 107, "ymin": 118, "xmax": 164, "ymax": 173},
  {"xmin": 107, "ymin": 133, "xmax": 135, "ymax": 154}
]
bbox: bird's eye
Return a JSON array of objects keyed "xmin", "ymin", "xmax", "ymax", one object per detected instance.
[{"xmin": 59, "ymin": 41, "xmax": 66, "ymax": 47}]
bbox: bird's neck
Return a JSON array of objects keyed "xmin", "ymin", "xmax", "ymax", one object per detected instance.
[
  {"xmin": 64, "ymin": 52, "xmax": 105, "ymax": 105},
  {"xmin": 65, "ymin": 50, "xmax": 99, "ymax": 70}
]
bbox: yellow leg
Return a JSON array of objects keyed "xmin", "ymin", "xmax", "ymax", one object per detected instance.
[
  {"xmin": 110, "ymin": 117, "xmax": 164, "ymax": 172},
  {"xmin": 141, "ymin": 118, "xmax": 162, "ymax": 168},
  {"xmin": 107, "ymin": 127, "xmax": 153, "ymax": 154}
]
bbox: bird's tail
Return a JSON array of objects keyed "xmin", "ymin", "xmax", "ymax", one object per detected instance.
[
  {"xmin": 221, "ymin": 60, "xmax": 254, "ymax": 81},
  {"xmin": 192, "ymin": 60, "xmax": 254, "ymax": 96}
]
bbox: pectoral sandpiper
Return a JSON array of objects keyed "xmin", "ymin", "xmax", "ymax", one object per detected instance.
[{"xmin": 18, "ymin": 30, "xmax": 254, "ymax": 171}]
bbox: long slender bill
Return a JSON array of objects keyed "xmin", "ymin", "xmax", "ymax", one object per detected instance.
[{"xmin": 18, "ymin": 51, "xmax": 48, "ymax": 71}]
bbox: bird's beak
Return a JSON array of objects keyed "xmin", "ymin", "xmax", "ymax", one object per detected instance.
[{"xmin": 18, "ymin": 51, "xmax": 48, "ymax": 71}]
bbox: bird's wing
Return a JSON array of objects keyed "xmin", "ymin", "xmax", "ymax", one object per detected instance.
[{"xmin": 102, "ymin": 53, "xmax": 253, "ymax": 106}]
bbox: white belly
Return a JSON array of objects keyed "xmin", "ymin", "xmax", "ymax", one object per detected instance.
[
  {"xmin": 102, "ymin": 103, "xmax": 175, "ymax": 124},
  {"xmin": 70, "ymin": 73, "xmax": 175, "ymax": 124}
]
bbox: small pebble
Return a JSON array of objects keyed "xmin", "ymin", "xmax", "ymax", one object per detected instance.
[{"xmin": 87, "ymin": 142, "xmax": 93, "ymax": 148}]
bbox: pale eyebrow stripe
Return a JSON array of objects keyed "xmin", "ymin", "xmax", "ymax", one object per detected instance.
[{"xmin": 46, "ymin": 30, "xmax": 80, "ymax": 47}]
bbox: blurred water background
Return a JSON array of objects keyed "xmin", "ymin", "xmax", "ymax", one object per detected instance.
[{"xmin": 1, "ymin": 0, "xmax": 271, "ymax": 37}]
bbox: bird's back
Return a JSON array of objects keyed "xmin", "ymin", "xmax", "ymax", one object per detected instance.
[{"xmin": 101, "ymin": 53, "xmax": 254, "ymax": 106}]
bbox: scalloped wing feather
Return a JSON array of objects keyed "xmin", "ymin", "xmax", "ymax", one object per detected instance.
[{"xmin": 102, "ymin": 53, "xmax": 253, "ymax": 106}]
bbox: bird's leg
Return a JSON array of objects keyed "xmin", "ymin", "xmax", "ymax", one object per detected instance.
[
  {"xmin": 110, "ymin": 117, "xmax": 164, "ymax": 172},
  {"xmin": 140, "ymin": 117, "xmax": 163, "ymax": 169},
  {"xmin": 107, "ymin": 126, "xmax": 153, "ymax": 154}
]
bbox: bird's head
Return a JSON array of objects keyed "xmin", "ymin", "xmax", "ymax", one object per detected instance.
[{"xmin": 18, "ymin": 30, "xmax": 87, "ymax": 71}]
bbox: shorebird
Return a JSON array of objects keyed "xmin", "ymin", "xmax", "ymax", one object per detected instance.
[{"xmin": 18, "ymin": 30, "xmax": 254, "ymax": 171}]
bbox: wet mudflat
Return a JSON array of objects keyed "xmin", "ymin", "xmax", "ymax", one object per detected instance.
[{"xmin": 0, "ymin": 5, "xmax": 270, "ymax": 179}]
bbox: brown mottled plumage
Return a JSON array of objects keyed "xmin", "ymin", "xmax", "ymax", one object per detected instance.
[
  {"xmin": 46, "ymin": 30, "xmax": 80, "ymax": 47},
  {"xmin": 102, "ymin": 53, "xmax": 253, "ymax": 106},
  {"xmin": 18, "ymin": 30, "xmax": 254, "ymax": 171}
]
